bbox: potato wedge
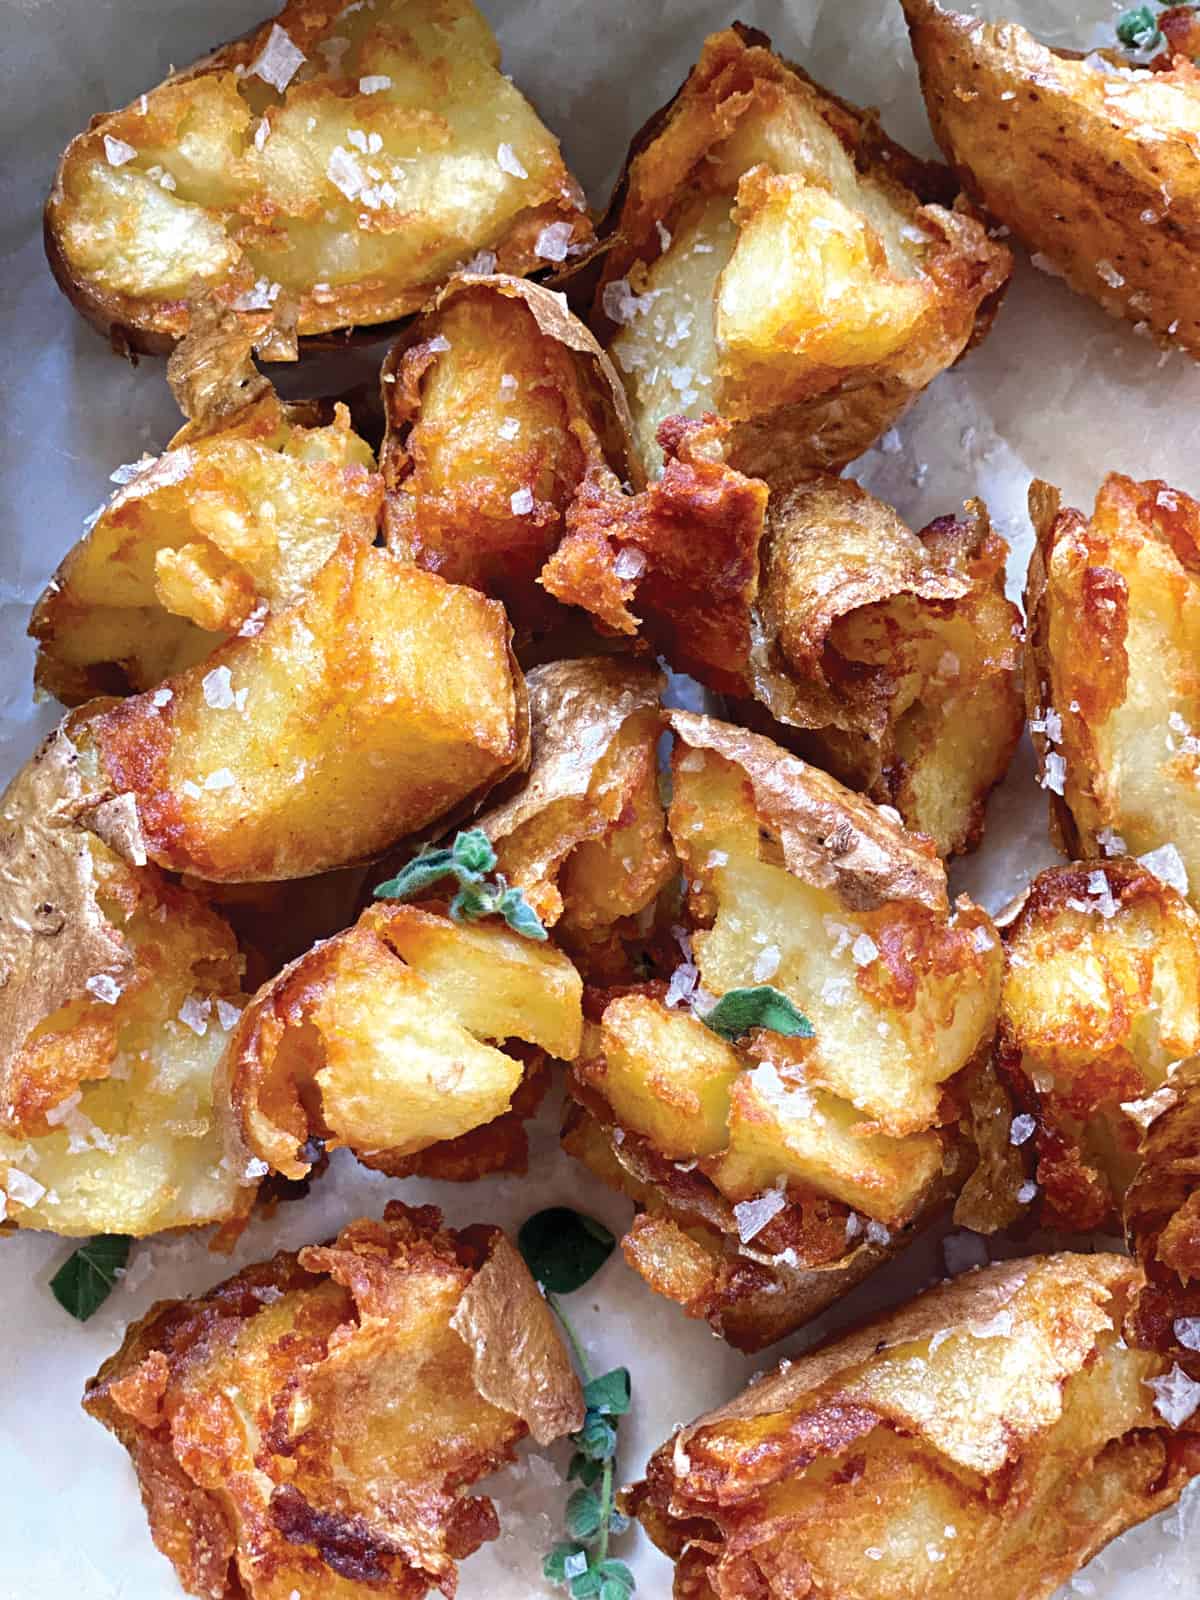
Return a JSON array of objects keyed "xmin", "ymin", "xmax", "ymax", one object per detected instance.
[
  {"xmin": 563, "ymin": 712, "xmax": 1003, "ymax": 1347},
  {"xmin": 0, "ymin": 726, "xmax": 256, "ymax": 1236},
  {"xmin": 31, "ymin": 388, "xmax": 380, "ymax": 704},
  {"xmin": 68, "ymin": 536, "xmax": 528, "ymax": 881},
  {"xmin": 223, "ymin": 902, "xmax": 582, "ymax": 1181},
  {"xmin": 83, "ymin": 1201, "xmax": 583, "ymax": 1600},
  {"xmin": 627, "ymin": 1253, "xmax": 1200, "ymax": 1600},
  {"xmin": 903, "ymin": 0, "xmax": 1200, "ymax": 355},
  {"xmin": 592, "ymin": 24, "xmax": 1011, "ymax": 477},
  {"xmin": 1026, "ymin": 474, "xmax": 1200, "ymax": 905},
  {"xmin": 45, "ymin": 0, "xmax": 592, "ymax": 354},
  {"xmin": 1126, "ymin": 1056, "xmax": 1200, "ymax": 1372},
  {"xmin": 382, "ymin": 276, "xmax": 638, "ymax": 633}
]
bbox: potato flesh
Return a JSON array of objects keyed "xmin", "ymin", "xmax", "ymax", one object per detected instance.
[
  {"xmin": 33, "ymin": 400, "xmax": 379, "ymax": 701},
  {"xmin": 52, "ymin": 0, "xmax": 587, "ymax": 336},
  {"xmin": 84, "ymin": 541, "xmax": 523, "ymax": 881}
]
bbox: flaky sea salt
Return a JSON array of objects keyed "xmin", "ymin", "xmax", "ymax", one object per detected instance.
[
  {"xmin": 1139, "ymin": 842, "xmax": 1189, "ymax": 897},
  {"xmin": 1147, "ymin": 1365, "xmax": 1200, "ymax": 1428},
  {"xmin": 103, "ymin": 135, "xmax": 136, "ymax": 166},
  {"xmin": 1097, "ymin": 826, "xmax": 1127, "ymax": 855},
  {"xmin": 1009, "ymin": 1113, "xmax": 1036, "ymax": 1146},
  {"xmin": 203, "ymin": 767, "xmax": 236, "ymax": 791},
  {"xmin": 178, "ymin": 995, "xmax": 211, "ymax": 1036},
  {"xmin": 1040, "ymin": 751, "xmax": 1066, "ymax": 794},
  {"xmin": 328, "ymin": 146, "xmax": 365, "ymax": 201},
  {"xmin": 85, "ymin": 974, "xmax": 122, "ymax": 1005},
  {"xmin": 359, "ymin": 74, "xmax": 392, "ymax": 94},
  {"xmin": 249, "ymin": 24, "xmax": 305, "ymax": 93},
  {"xmin": 1016, "ymin": 1180, "xmax": 1039, "ymax": 1204},
  {"xmin": 1174, "ymin": 1319, "xmax": 1200, "ymax": 1352},
  {"xmin": 498, "ymin": 417, "xmax": 520, "ymax": 442},
  {"xmin": 602, "ymin": 277, "xmax": 656, "ymax": 325},
  {"xmin": 109, "ymin": 454, "xmax": 155, "ymax": 484},
  {"xmin": 232, "ymin": 277, "xmax": 281, "ymax": 311},
  {"xmin": 535, "ymin": 221, "xmax": 574, "ymax": 262},
  {"xmin": 216, "ymin": 999, "xmax": 243, "ymax": 1032},
  {"xmin": 752, "ymin": 944, "xmax": 780, "ymax": 982},
  {"xmin": 851, "ymin": 933, "xmax": 878, "ymax": 967},
  {"xmin": 497, "ymin": 142, "xmax": 528, "ymax": 179},
  {"xmin": 202, "ymin": 665, "xmax": 236, "ymax": 709},
  {"xmin": 733, "ymin": 1188, "xmax": 787, "ymax": 1243},
  {"xmin": 5, "ymin": 1169, "xmax": 46, "ymax": 1208},
  {"xmin": 613, "ymin": 545, "xmax": 646, "ymax": 581},
  {"xmin": 510, "ymin": 486, "xmax": 534, "ymax": 516},
  {"xmin": 865, "ymin": 1220, "xmax": 890, "ymax": 1247}
]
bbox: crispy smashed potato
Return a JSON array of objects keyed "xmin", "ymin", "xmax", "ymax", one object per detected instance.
[
  {"xmin": 592, "ymin": 25, "xmax": 1011, "ymax": 477},
  {"xmin": 45, "ymin": 0, "xmax": 592, "ymax": 354},
  {"xmin": 382, "ymin": 276, "xmax": 638, "ymax": 633},
  {"xmin": 564, "ymin": 712, "xmax": 1004, "ymax": 1348},
  {"xmin": 627, "ymin": 1253, "xmax": 1200, "ymax": 1600},
  {"xmin": 67, "ymin": 536, "xmax": 527, "ymax": 882},
  {"xmin": 1126, "ymin": 1055, "xmax": 1200, "ymax": 1370},
  {"xmin": 904, "ymin": 0, "xmax": 1200, "ymax": 356},
  {"xmin": 32, "ymin": 388, "xmax": 380, "ymax": 704},
  {"xmin": 1026, "ymin": 474, "xmax": 1200, "ymax": 904},
  {"xmin": 996, "ymin": 860, "xmax": 1200, "ymax": 1234},
  {"xmin": 471, "ymin": 657, "xmax": 674, "ymax": 970},
  {"xmin": 223, "ymin": 901, "xmax": 582, "ymax": 1181},
  {"xmin": 0, "ymin": 726, "xmax": 256, "ymax": 1236},
  {"xmin": 84, "ymin": 1201, "xmax": 584, "ymax": 1599}
]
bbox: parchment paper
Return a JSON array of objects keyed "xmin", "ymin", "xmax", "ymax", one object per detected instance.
[{"xmin": 2, "ymin": 1, "xmax": 1199, "ymax": 1596}]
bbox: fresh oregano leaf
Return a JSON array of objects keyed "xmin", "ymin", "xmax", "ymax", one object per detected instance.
[
  {"xmin": 544, "ymin": 1543, "xmax": 586, "ymax": 1582},
  {"xmin": 1115, "ymin": 5, "xmax": 1159, "ymax": 47},
  {"xmin": 574, "ymin": 1414, "xmax": 618, "ymax": 1462},
  {"xmin": 583, "ymin": 1368, "xmax": 631, "ymax": 1417},
  {"xmin": 569, "ymin": 1454, "xmax": 604, "ymax": 1488},
  {"xmin": 452, "ymin": 827, "xmax": 496, "ymax": 874},
  {"xmin": 570, "ymin": 1571, "xmax": 604, "ymax": 1600},
  {"xmin": 374, "ymin": 846, "xmax": 456, "ymax": 901},
  {"xmin": 376, "ymin": 830, "xmax": 546, "ymax": 939},
  {"xmin": 49, "ymin": 1234, "xmax": 131, "ymax": 1321},
  {"xmin": 498, "ymin": 884, "xmax": 548, "ymax": 940},
  {"xmin": 565, "ymin": 1488, "xmax": 603, "ymax": 1540},
  {"xmin": 700, "ymin": 985, "xmax": 814, "ymax": 1044},
  {"xmin": 518, "ymin": 1207, "xmax": 616, "ymax": 1294}
]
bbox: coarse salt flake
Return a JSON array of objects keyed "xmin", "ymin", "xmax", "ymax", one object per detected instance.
[
  {"xmin": 510, "ymin": 486, "xmax": 534, "ymax": 516},
  {"xmin": 1139, "ymin": 842, "xmax": 1189, "ymax": 897},
  {"xmin": 103, "ymin": 135, "xmax": 136, "ymax": 166},
  {"xmin": 1147, "ymin": 1364, "xmax": 1200, "ymax": 1428},
  {"xmin": 203, "ymin": 767, "xmax": 237, "ymax": 791},
  {"xmin": 232, "ymin": 276, "xmax": 281, "ymax": 311},
  {"xmin": 328, "ymin": 146, "xmax": 364, "ymax": 200},
  {"xmin": 85, "ymin": 974, "xmax": 123, "ymax": 1006},
  {"xmin": 110, "ymin": 454, "xmax": 156, "ymax": 485},
  {"xmin": 613, "ymin": 545, "xmax": 646, "ymax": 581},
  {"xmin": 851, "ymin": 933, "xmax": 878, "ymax": 967},
  {"xmin": 359, "ymin": 74, "xmax": 392, "ymax": 94},
  {"xmin": 753, "ymin": 944, "xmax": 781, "ymax": 982},
  {"xmin": 1040, "ymin": 751, "xmax": 1066, "ymax": 794},
  {"xmin": 178, "ymin": 995, "xmax": 211, "ymax": 1036},
  {"xmin": 202, "ymin": 665, "xmax": 236, "ymax": 709},
  {"xmin": 499, "ymin": 372, "xmax": 518, "ymax": 395},
  {"xmin": 1174, "ymin": 1318, "xmax": 1200, "ymax": 1352},
  {"xmin": 1017, "ymin": 1180, "xmax": 1039, "ymax": 1203},
  {"xmin": 496, "ymin": 143, "xmax": 528, "ymax": 179},
  {"xmin": 6, "ymin": 1168, "xmax": 46, "ymax": 1207},
  {"xmin": 249, "ymin": 24, "xmax": 305, "ymax": 93},
  {"xmin": 254, "ymin": 117, "xmax": 271, "ymax": 151},
  {"xmin": 216, "ymin": 999, "xmax": 243, "ymax": 1032},
  {"xmin": 865, "ymin": 1220, "xmax": 890, "ymax": 1246},
  {"xmin": 535, "ymin": 221, "xmax": 574, "ymax": 261},
  {"xmin": 497, "ymin": 417, "xmax": 520, "ymax": 441},
  {"xmin": 1009, "ymin": 1113, "xmax": 1036, "ymax": 1146},
  {"xmin": 733, "ymin": 1188, "xmax": 787, "ymax": 1243},
  {"xmin": 602, "ymin": 277, "xmax": 656, "ymax": 325}
]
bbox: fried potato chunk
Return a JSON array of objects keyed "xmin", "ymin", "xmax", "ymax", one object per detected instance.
[
  {"xmin": 69, "ymin": 536, "xmax": 528, "ymax": 881},
  {"xmin": 903, "ymin": 0, "xmax": 1200, "ymax": 356},
  {"xmin": 382, "ymin": 277, "xmax": 638, "ymax": 633},
  {"xmin": 32, "ymin": 388, "xmax": 380, "ymax": 704},
  {"xmin": 564, "ymin": 712, "xmax": 1003, "ymax": 1348},
  {"xmin": 84, "ymin": 1201, "xmax": 584, "ymax": 1600},
  {"xmin": 1026, "ymin": 474, "xmax": 1200, "ymax": 905},
  {"xmin": 593, "ymin": 25, "xmax": 1010, "ymax": 477},
  {"xmin": 627, "ymin": 1253, "xmax": 1200, "ymax": 1600},
  {"xmin": 0, "ymin": 726, "xmax": 256, "ymax": 1236},
  {"xmin": 1126, "ymin": 1055, "xmax": 1200, "ymax": 1371},
  {"xmin": 45, "ymin": 0, "xmax": 592, "ymax": 354},
  {"xmin": 223, "ymin": 902, "xmax": 582, "ymax": 1181}
]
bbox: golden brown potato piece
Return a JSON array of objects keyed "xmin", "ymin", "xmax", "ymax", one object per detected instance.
[
  {"xmin": 627, "ymin": 1253, "xmax": 1200, "ymax": 1600},
  {"xmin": 592, "ymin": 24, "xmax": 1011, "ymax": 478},
  {"xmin": 381, "ymin": 276, "xmax": 639, "ymax": 633},
  {"xmin": 31, "ymin": 387, "xmax": 380, "ymax": 704},
  {"xmin": 470, "ymin": 657, "xmax": 674, "ymax": 971},
  {"xmin": 903, "ymin": 0, "xmax": 1200, "ymax": 356},
  {"xmin": 564, "ymin": 712, "xmax": 1004, "ymax": 1348},
  {"xmin": 1126, "ymin": 1055, "xmax": 1200, "ymax": 1370},
  {"xmin": 0, "ymin": 726, "xmax": 257, "ymax": 1236},
  {"xmin": 68, "ymin": 536, "xmax": 528, "ymax": 882},
  {"xmin": 996, "ymin": 859, "xmax": 1200, "ymax": 1235},
  {"xmin": 45, "ymin": 0, "xmax": 592, "ymax": 355},
  {"xmin": 84, "ymin": 1201, "xmax": 584, "ymax": 1600},
  {"xmin": 223, "ymin": 901, "xmax": 582, "ymax": 1181},
  {"xmin": 1026, "ymin": 474, "xmax": 1200, "ymax": 905}
]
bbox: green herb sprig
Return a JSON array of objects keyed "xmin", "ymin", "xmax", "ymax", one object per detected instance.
[
  {"xmin": 518, "ymin": 1208, "xmax": 636, "ymax": 1600},
  {"xmin": 375, "ymin": 828, "xmax": 546, "ymax": 940},
  {"xmin": 50, "ymin": 1234, "xmax": 131, "ymax": 1320},
  {"xmin": 1115, "ymin": 5, "xmax": 1166, "ymax": 54},
  {"xmin": 700, "ymin": 984, "xmax": 813, "ymax": 1044}
]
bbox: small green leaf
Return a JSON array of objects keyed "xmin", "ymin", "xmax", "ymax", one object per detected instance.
[
  {"xmin": 600, "ymin": 1580, "xmax": 633, "ymax": 1600},
  {"xmin": 518, "ymin": 1207, "xmax": 616, "ymax": 1294},
  {"xmin": 450, "ymin": 880, "xmax": 497, "ymax": 922},
  {"xmin": 574, "ymin": 1414, "xmax": 617, "ymax": 1462},
  {"xmin": 565, "ymin": 1488, "xmax": 603, "ymax": 1541},
  {"xmin": 452, "ymin": 828, "xmax": 496, "ymax": 875},
  {"xmin": 583, "ymin": 1367, "xmax": 631, "ymax": 1417},
  {"xmin": 700, "ymin": 985, "xmax": 813, "ymax": 1044},
  {"xmin": 49, "ymin": 1234, "xmax": 132, "ymax": 1321},
  {"xmin": 568, "ymin": 1453, "xmax": 604, "ymax": 1487},
  {"xmin": 544, "ymin": 1542, "xmax": 586, "ymax": 1582},
  {"xmin": 374, "ymin": 846, "xmax": 456, "ymax": 901},
  {"xmin": 595, "ymin": 1558, "xmax": 635, "ymax": 1588},
  {"xmin": 606, "ymin": 1509, "xmax": 631, "ymax": 1537},
  {"xmin": 498, "ymin": 884, "xmax": 548, "ymax": 941},
  {"xmin": 570, "ymin": 1571, "xmax": 603, "ymax": 1600},
  {"xmin": 1115, "ymin": 5, "xmax": 1162, "ymax": 48}
]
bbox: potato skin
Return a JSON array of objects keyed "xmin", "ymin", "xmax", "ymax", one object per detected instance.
[
  {"xmin": 627, "ymin": 1253, "xmax": 1200, "ymax": 1600},
  {"xmin": 1025, "ymin": 474, "xmax": 1200, "ymax": 904},
  {"xmin": 903, "ymin": 0, "xmax": 1200, "ymax": 356},
  {"xmin": 593, "ymin": 24, "xmax": 1010, "ymax": 477},
  {"xmin": 83, "ymin": 1201, "xmax": 583, "ymax": 1600},
  {"xmin": 74, "ymin": 537, "xmax": 529, "ymax": 882},
  {"xmin": 45, "ymin": 0, "xmax": 592, "ymax": 355}
]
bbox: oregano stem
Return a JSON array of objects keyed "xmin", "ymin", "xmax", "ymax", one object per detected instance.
[
  {"xmin": 547, "ymin": 1289, "xmax": 592, "ymax": 1383},
  {"xmin": 596, "ymin": 1455, "xmax": 615, "ymax": 1564}
]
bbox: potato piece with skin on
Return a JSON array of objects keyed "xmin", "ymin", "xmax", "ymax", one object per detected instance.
[
  {"xmin": 83, "ymin": 1201, "xmax": 584, "ymax": 1600},
  {"xmin": 381, "ymin": 277, "xmax": 639, "ymax": 635},
  {"xmin": 223, "ymin": 901, "xmax": 582, "ymax": 1182},
  {"xmin": 1026, "ymin": 473, "xmax": 1200, "ymax": 906},
  {"xmin": 627, "ymin": 1253, "xmax": 1200, "ymax": 1600},
  {"xmin": 593, "ymin": 24, "xmax": 1011, "ymax": 478},
  {"xmin": 31, "ymin": 387, "xmax": 381, "ymax": 705},
  {"xmin": 902, "ymin": 0, "xmax": 1200, "ymax": 357},
  {"xmin": 1126, "ymin": 1055, "xmax": 1200, "ymax": 1372},
  {"xmin": 45, "ymin": 0, "xmax": 593, "ymax": 355},
  {"xmin": 70, "ymin": 535, "xmax": 528, "ymax": 882},
  {"xmin": 0, "ymin": 725, "xmax": 257, "ymax": 1237}
]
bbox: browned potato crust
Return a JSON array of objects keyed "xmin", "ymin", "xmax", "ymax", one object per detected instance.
[
  {"xmin": 45, "ymin": 0, "xmax": 592, "ymax": 355},
  {"xmin": 83, "ymin": 1201, "xmax": 584, "ymax": 1599},
  {"xmin": 627, "ymin": 1253, "xmax": 1200, "ymax": 1600},
  {"xmin": 69, "ymin": 536, "xmax": 528, "ymax": 882},
  {"xmin": 1126, "ymin": 1056, "xmax": 1200, "ymax": 1370},
  {"xmin": 31, "ymin": 388, "xmax": 380, "ymax": 704},
  {"xmin": 562, "ymin": 712, "xmax": 1004, "ymax": 1348},
  {"xmin": 903, "ymin": 0, "xmax": 1200, "ymax": 355},
  {"xmin": 222, "ymin": 901, "xmax": 582, "ymax": 1181},
  {"xmin": 1025, "ymin": 473, "xmax": 1200, "ymax": 905},
  {"xmin": 0, "ymin": 725, "xmax": 257, "ymax": 1236},
  {"xmin": 592, "ymin": 24, "xmax": 1011, "ymax": 478},
  {"xmin": 381, "ymin": 276, "xmax": 638, "ymax": 634}
]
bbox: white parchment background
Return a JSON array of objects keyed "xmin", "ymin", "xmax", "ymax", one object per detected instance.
[{"xmin": 3, "ymin": 1, "xmax": 1200, "ymax": 1595}]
